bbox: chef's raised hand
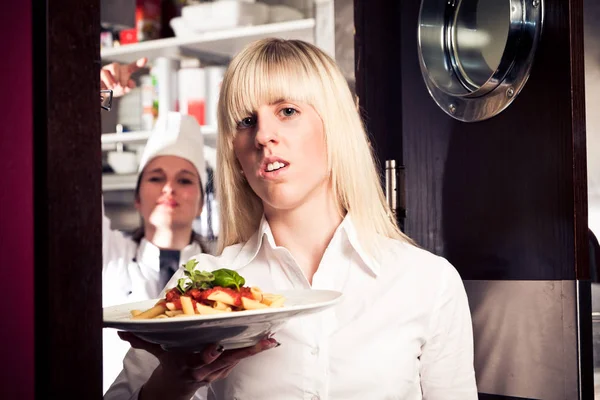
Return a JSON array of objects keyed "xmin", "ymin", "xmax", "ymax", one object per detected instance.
[
  {"xmin": 118, "ymin": 331, "xmax": 279, "ymax": 400},
  {"xmin": 101, "ymin": 57, "xmax": 148, "ymax": 98}
]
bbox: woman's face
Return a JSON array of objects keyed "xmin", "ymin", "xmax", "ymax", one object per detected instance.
[
  {"xmin": 135, "ymin": 156, "xmax": 203, "ymax": 231},
  {"xmin": 232, "ymin": 100, "xmax": 329, "ymax": 213}
]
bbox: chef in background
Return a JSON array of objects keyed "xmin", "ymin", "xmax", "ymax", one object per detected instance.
[{"xmin": 100, "ymin": 59, "xmax": 211, "ymax": 393}]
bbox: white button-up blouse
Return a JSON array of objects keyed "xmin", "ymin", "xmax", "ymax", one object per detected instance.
[{"xmin": 105, "ymin": 215, "xmax": 477, "ymax": 400}]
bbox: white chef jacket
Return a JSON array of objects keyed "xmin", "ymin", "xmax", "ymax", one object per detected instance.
[
  {"xmin": 102, "ymin": 209, "xmax": 203, "ymax": 394},
  {"xmin": 104, "ymin": 214, "xmax": 477, "ymax": 400}
]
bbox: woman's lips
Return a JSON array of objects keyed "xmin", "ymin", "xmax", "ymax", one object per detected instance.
[
  {"xmin": 259, "ymin": 164, "xmax": 289, "ymax": 179},
  {"xmin": 260, "ymin": 157, "xmax": 289, "ymax": 173},
  {"xmin": 258, "ymin": 157, "xmax": 289, "ymax": 179},
  {"xmin": 157, "ymin": 199, "xmax": 178, "ymax": 207}
]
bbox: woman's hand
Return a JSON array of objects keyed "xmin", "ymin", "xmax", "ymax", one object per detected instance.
[
  {"xmin": 101, "ymin": 57, "xmax": 147, "ymax": 98},
  {"xmin": 118, "ymin": 331, "xmax": 279, "ymax": 400}
]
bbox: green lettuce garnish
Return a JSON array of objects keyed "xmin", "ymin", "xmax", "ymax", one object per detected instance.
[
  {"xmin": 212, "ymin": 269, "xmax": 246, "ymax": 291},
  {"xmin": 176, "ymin": 260, "xmax": 245, "ymax": 293}
]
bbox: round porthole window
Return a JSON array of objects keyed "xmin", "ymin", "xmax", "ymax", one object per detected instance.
[{"xmin": 418, "ymin": 0, "xmax": 543, "ymax": 122}]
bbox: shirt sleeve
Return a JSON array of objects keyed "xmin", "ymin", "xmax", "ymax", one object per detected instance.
[
  {"xmin": 419, "ymin": 260, "xmax": 478, "ymax": 400},
  {"xmin": 103, "ymin": 348, "xmax": 209, "ymax": 400}
]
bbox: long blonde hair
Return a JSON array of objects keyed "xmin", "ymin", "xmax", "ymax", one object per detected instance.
[{"xmin": 216, "ymin": 38, "xmax": 412, "ymax": 254}]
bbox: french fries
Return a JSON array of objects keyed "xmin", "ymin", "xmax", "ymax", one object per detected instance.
[
  {"xmin": 261, "ymin": 293, "xmax": 286, "ymax": 307},
  {"xmin": 212, "ymin": 301, "xmax": 232, "ymax": 311},
  {"xmin": 196, "ymin": 303, "xmax": 225, "ymax": 315},
  {"xmin": 131, "ymin": 286, "xmax": 286, "ymax": 320},
  {"xmin": 180, "ymin": 296, "xmax": 195, "ymax": 315},
  {"xmin": 241, "ymin": 297, "xmax": 269, "ymax": 310},
  {"xmin": 207, "ymin": 290, "xmax": 236, "ymax": 305},
  {"xmin": 131, "ymin": 303, "xmax": 167, "ymax": 320}
]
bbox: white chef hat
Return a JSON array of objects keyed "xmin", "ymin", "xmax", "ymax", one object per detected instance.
[{"xmin": 138, "ymin": 112, "xmax": 207, "ymax": 189}]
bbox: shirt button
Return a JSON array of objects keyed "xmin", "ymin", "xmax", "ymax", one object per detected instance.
[{"xmin": 311, "ymin": 347, "xmax": 319, "ymax": 356}]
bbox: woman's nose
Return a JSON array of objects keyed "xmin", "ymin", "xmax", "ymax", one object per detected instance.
[
  {"xmin": 255, "ymin": 116, "xmax": 279, "ymax": 148},
  {"xmin": 162, "ymin": 181, "xmax": 174, "ymax": 194}
]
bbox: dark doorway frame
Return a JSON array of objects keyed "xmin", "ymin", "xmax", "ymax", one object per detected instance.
[{"xmin": 33, "ymin": 0, "xmax": 103, "ymax": 397}]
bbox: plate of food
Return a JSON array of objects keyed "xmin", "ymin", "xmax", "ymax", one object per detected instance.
[{"xmin": 104, "ymin": 260, "xmax": 342, "ymax": 351}]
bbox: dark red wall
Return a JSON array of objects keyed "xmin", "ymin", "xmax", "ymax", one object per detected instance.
[{"xmin": 0, "ymin": 3, "xmax": 34, "ymax": 400}]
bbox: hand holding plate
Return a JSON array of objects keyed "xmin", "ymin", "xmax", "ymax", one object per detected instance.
[{"xmin": 118, "ymin": 332, "xmax": 279, "ymax": 400}]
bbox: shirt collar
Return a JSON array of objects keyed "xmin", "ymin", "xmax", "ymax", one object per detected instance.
[
  {"xmin": 231, "ymin": 214, "xmax": 381, "ymax": 277},
  {"xmin": 339, "ymin": 215, "xmax": 381, "ymax": 276}
]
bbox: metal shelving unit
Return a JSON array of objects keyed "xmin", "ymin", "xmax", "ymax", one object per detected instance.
[
  {"xmin": 101, "ymin": 19, "xmax": 316, "ymax": 64},
  {"xmin": 101, "ymin": 126, "xmax": 217, "ymax": 151}
]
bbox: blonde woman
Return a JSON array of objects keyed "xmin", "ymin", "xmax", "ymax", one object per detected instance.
[{"xmin": 105, "ymin": 39, "xmax": 477, "ymax": 400}]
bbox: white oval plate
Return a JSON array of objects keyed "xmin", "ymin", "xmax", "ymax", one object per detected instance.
[{"xmin": 103, "ymin": 289, "xmax": 342, "ymax": 351}]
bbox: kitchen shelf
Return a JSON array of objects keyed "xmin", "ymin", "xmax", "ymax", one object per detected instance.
[
  {"xmin": 101, "ymin": 18, "xmax": 316, "ymax": 64},
  {"xmin": 102, "ymin": 173, "xmax": 138, "ymax": 191},
  {"xmin": 101, "ymin": 126, "xmax": 217, "ymax": 151}
]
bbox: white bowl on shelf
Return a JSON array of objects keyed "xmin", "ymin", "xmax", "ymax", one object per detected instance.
[
  {"xmin": 170, "ymin": 17, "xmax": 196, "ymax": 38},
  {"xmin": 107, "ymin": 151, "xmax": 138, "ymax": 175},
  {"xmin": 181, "ymin": 1, "xmax": 270, "ymax": 33}
]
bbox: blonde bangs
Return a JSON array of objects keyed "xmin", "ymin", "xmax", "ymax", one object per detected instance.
[{"xmin": 218, "ymin": 39, "xmax": 325, "ymax": 137}]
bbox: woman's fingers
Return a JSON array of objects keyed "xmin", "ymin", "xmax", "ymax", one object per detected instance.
[
  {"xmin": 128, "ymin": 57, "xmax": 148, "ymax": 73},
  {"xmin": 122, "ymin": 58, "xmax": 147, "ymax": 89},
  {"xmin": 200, "ymin": 343, "xmax": 227, "ymax": 364},
  {"xmin": 127, "ymin": 57, "xmax": 147, "ymax": 73},
  {"xmin": 219, "ymin": 338, "xmax": 279, "ymax": 364},
  {"xmin": 201, "ymin": 362, "xmax": 238, "ymax": 383},
  {"xmin": 100, "ymin": 65, "xmax": 129, "ymax": 97},
  {"xmin": 101, "ymin": 58, "xmax": 146, "ymax": 97},
  {"xmin": 119, "ymin": 333, "xmax": 279, "ymax": 387},
  {"xmin": 189, "ymin": 338, "xmax": 279, "ymax": 382},
  {"xmin": 100, "ymin": 68, "xmax": 117, "ymax": 90}
]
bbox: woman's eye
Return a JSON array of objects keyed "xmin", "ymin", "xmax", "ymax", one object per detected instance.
[
  {"xmin": 281, "ymin": 108, "xmax": 297, "ymax": 117},
  {"xmin": 179, "ymin": 178, "xmax": 193, "ymax": 185},
  {"xmin": 237, "ymin": 116, "xmax": 256, "ymax": 128},
  {"xmin": 148, "ymin": 176, "xmax": 163, "ymax": 182}
]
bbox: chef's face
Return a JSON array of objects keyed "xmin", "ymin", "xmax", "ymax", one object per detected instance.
[{"xmin": 135, "ymin": 156, "xmax": 203, "ymax": 231}]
